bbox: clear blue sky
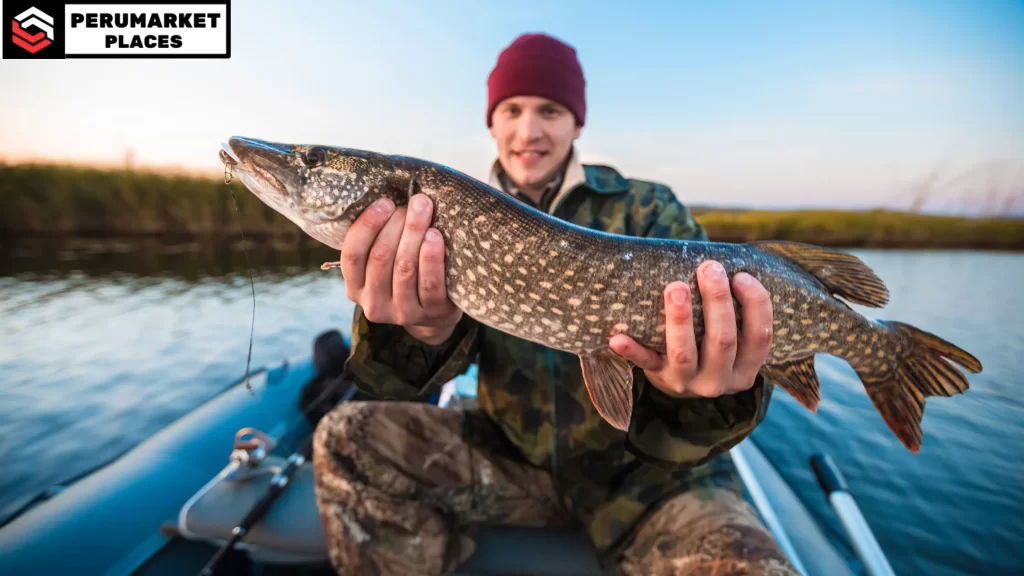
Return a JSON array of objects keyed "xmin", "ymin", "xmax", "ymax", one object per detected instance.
[{"xmin": 2, "ymin": 0, "xmax": 1022, "ymax": 212}]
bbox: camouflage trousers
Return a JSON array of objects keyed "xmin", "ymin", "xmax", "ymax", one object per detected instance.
[{"xmin": 312, "ymin": 401, "xmax": 798, "ymax": 576}]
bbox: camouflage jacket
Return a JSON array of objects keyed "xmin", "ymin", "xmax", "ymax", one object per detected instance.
[{"xmin": 342, "ymin": 151, "xmax": 774, "ymax": 559}]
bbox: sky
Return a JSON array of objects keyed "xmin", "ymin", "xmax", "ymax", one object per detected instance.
[{"xmin": 2, "ymin": 0, "xmax": 1023, "ymax": 212}]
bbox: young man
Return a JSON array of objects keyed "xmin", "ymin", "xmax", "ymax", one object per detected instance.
[{"xmin": 312, "ymin": 33, "xmax": 797, "ymax": 575}]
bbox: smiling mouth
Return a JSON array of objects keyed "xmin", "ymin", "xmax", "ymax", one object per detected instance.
[{"xmin": 514, "ymin": 151, "xmax": 548, "ymax": 159}]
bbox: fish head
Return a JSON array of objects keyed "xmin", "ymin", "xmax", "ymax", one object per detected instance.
[{"xmin": 220, "ymin": 136, "xmax": 411, "ymax": 250}]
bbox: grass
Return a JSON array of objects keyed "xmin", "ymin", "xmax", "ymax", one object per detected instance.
[
  {"xmin": 695, "ymin": 209, "xmax": 1024, "ymax": 249},
  {"xmin": 0, "ymin": 161, "xmax": 302, "ymax": 238},
  {"xmin": 2, "ymin": 161, "xmax": 1022, "ymax": 249}
]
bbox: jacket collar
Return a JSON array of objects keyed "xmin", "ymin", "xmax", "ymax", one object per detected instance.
[{"xmin": 487, "ymin": 147, "xmax": 629, "ymax": 215}]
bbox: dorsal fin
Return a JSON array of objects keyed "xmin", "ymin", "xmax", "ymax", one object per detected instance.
[{"xmin": 750, "ymin": 240, "xmax": 890, "ymax": 308}]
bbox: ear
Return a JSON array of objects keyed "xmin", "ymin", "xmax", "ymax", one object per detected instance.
[{"xmin": 573, "ymin": 125, "xmax": 582, "ymax": 140}]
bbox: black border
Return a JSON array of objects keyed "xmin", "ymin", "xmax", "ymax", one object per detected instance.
[{"xmin": 64, "ymin": 0, "xmax": 230, "ymax": 58}]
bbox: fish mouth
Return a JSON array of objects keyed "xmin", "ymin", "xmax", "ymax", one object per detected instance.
[
  {"xmin": 219, "ymin": 136, "xmax": 300, "ymax": 198},
  {"xmin": 218, "ymin": 136, "xmax": 351, "ymax": 246},
  {"xmin": 221, "ymin": 137, "xmax": 294, "ymax": 168},
  {"xmin": 219, "ymin": 142, "xmax": 240, "ymax": 166}
]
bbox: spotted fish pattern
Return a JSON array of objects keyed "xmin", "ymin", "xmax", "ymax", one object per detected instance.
[
  {"xmin": 223, "ymin": 136, "xmax": 982, "ymax": 455},
  {"xmin": 227, "ymin": 138, "xmax": 777, "ymax": 571}
]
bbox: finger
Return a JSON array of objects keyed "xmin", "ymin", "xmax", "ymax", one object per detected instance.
[
  {"xmin": 730, "ymin": 272, "xmax": 773, "ymax": 387},
  {"xmin": 392, "ymin": 194, "xmax": 433, "ymax": 321},
  {"xmin": 663, "ymin": 281, "xmax": 699, "ymax": 381},
  {"xmin": 362, "ymin": 206, "xmax": 407, "ymax": 313},
  {"xmin": 609, "ymin": 334, "xmax": 663, "ymax": 372},
  {"xmin": 340, "ymin": 198, "xmax": 394, "ymax": 295},
  {"xmin": 419, "ymin": 228, "xmax": 452, "ymax": 312},
  {"xmin": 695, "ymin": 260, "xmax": 738, "ymax": 380}
]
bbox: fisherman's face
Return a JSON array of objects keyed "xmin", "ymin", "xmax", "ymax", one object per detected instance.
[{"xmin": 490, "ymin": 96, "xmax": 581, "ymax": 193}]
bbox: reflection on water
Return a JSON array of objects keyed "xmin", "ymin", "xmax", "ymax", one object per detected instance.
[
  {"xmin": 0, "ymin": 236, "xmax": 339, "ymax": 280},
  {"xmin": 0, "ymin": 237, "xmax": 356, "ymax": 523},
  {"xmin": 1, "ymin": 238, "xmax": 1022, "ymax": 575}
]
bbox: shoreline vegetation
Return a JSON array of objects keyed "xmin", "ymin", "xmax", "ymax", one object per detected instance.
[{"xmin": 3, "ymin": 161, "xmax": 1023, "ymax": 250}]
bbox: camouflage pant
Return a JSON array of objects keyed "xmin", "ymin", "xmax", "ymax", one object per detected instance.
[{"xmin": 312, "ymin": 401, "xmax": 798, "ymax": 576}]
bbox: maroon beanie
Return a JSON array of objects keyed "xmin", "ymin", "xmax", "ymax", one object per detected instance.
[{"xmin": 486, "ymin": 33, "xmax": 586, "ymax": 127}]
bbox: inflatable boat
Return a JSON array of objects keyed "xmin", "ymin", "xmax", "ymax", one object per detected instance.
[{"xmin": 0, "ymin": 330, "xmax": 894, "ymax": 575}]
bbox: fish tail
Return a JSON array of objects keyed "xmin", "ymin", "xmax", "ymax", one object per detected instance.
[{"xmin": 854, "ymin": 321, "xmax": 982, "ymax": 453}]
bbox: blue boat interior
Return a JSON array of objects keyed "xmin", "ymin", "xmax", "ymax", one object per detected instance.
[{"xmin": 0, "ymin": 330, "xmax": 861, "ymax": 576}]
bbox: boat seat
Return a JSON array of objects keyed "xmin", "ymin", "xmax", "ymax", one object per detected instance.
[
  {"xmin": 177, "ymin": 456, "xmax": 604, "ymax": 575},
  {"xmin": 178, "ymin": 456, "xmax": 329, "ymax": 566}
]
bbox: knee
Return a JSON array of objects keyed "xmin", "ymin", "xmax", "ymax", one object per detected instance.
[
  {"xmin": 619, "ymin": 489, "xmax": 799, "ymax": 576},
  {"xmin": 313, "ymin": 401, "xmax": 377, "ymax": 461}
]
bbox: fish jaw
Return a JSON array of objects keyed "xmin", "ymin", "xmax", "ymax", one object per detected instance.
[
  {"xmin": 223, "ymin": 137, "xmax": 302, "ymax": 200},
  {"xmin": 219, "ymin": 136, "xmax": 384, "ymax": 250}
]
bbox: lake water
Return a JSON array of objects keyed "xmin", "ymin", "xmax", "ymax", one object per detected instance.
[{"xmin": 1, "ymin": 238, "xmax": 1021, "ymax": 575}]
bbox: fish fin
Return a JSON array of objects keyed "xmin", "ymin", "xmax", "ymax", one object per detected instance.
[
  {"xmin": 888, "ymin": 321, "xmax": 982, "ymax": 374},
  {"xmin": 760, "ymin": 356, "xmax": 820, "ymax": 411},
  {"xmin": 749, "ymin": 240, "xmax": 890, "ymax": 308},
  {"xmin": 579, "ymin": 348, "xmax": 635, "ymax": 431},
  {"xmin": 855, "ymin": 321, "xmax": 981, "ymax": 453}
]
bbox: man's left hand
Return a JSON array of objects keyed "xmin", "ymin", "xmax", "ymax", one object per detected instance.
[{"xmin": 609, "ymin": 260, "xmax": 773, "ymax": 398}]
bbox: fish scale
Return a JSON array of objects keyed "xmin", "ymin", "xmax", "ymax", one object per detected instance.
[
  {"xmin": 220, "ymin": 136, "xmax": 983, "ymax": 454},
  {"xmin": 427, "ymin": 166, "xmax": 753, "ymax": 354}
]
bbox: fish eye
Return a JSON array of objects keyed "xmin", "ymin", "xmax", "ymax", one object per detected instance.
[{"xmin": 303, "ymin": 147, "xmax": 325, "ymax": 167}]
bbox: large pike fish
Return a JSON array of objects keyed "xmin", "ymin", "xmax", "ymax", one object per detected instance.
[{"xmin": 219, "ymin": 136, "xmax": 982, "ymax": 453}]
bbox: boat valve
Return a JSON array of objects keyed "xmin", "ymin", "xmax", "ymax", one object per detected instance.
[{"xmin": 226, "ymin": 427, "xmax": 279, "ymax": 480}]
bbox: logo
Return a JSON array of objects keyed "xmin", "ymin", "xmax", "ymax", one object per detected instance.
[
  {"xmin": 3, "ymin": 2, "xmax": 230, "ymax": 59},
  {"xmin": 11, "ymin": 7, "xmax": 53, "ymax": 54},
  {"xmin": 3, "ymin": 1, "xmax": 65, "ymax": 59}
]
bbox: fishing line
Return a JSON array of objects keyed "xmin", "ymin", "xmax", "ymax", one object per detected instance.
[{"xmin": 224, "ymin": 164, "xmax": 256, "ymax": 394}]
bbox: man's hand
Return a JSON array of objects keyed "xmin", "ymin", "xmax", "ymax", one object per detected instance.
[
  {"xmin": 609, "ymin": 260, "xmax": 773, "ymax": 398},
  {"xmin": 339, "ymin": 194, "xmax": 463, "ymax": 345}
]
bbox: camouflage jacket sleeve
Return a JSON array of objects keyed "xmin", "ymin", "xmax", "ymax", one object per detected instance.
[
  {"xmin": 343, "ymin": 304, "xmax": 480, "ymax": 400},
  {"xmin": 624, "ymin": 182, "xmax": 773, "ymax": 469}
]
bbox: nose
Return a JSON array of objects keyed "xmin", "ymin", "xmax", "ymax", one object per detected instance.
[{"xmin": 513, "ymin": 109, "xmax": 544, "ymax": 144}]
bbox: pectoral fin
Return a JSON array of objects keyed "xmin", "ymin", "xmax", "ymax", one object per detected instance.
[
  {"xmin": 760, "ymin": 356, "xmax": 821, "ymax": 411},
  {"xmin": 579, "ymin": 348, "xmax": 635, "ymax": 431}
]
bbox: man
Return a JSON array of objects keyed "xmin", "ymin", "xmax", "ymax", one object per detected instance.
[{"xmin": 312, "ymin": 33, "xmax": 797, "ymax": 575}]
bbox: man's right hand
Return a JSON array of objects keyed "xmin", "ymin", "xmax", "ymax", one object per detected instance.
[{"xmin": 340, "ymin": 194, "xmax": 463, "ymax": 345}]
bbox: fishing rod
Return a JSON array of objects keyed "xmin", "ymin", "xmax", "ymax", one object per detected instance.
[
  {"xmin": 197, "ymin": 437, "xmax": 310, "ymax": 576},
  {"xmin": 196, "ymin": 375, "xmax": 359, "ymax": 576},
  {"xmin": 198, "ymin": 171, "xmax": 350, "ymax": 574}
]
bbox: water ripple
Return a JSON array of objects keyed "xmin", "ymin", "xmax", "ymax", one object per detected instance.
[{"xmin": 1, "ymin": 244, "xmax": 1021, "ymax": 576}]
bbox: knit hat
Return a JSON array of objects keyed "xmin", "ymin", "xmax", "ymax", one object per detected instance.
[{"xmin": 486, "ymin": 33, "xmax": 586, "ymax": 127}]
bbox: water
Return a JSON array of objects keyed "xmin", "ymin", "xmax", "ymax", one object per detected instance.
[
  {"xmin": 0, "ymin": 238, "xmax": 356, "ymax": 519},
  {"xmin": 1, "ymin": 239, "xmax": 1021, "ymax": 574},
  {"xmin": 749, "ymin": 250, "xmax": 1024, "ymax": 575}
]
